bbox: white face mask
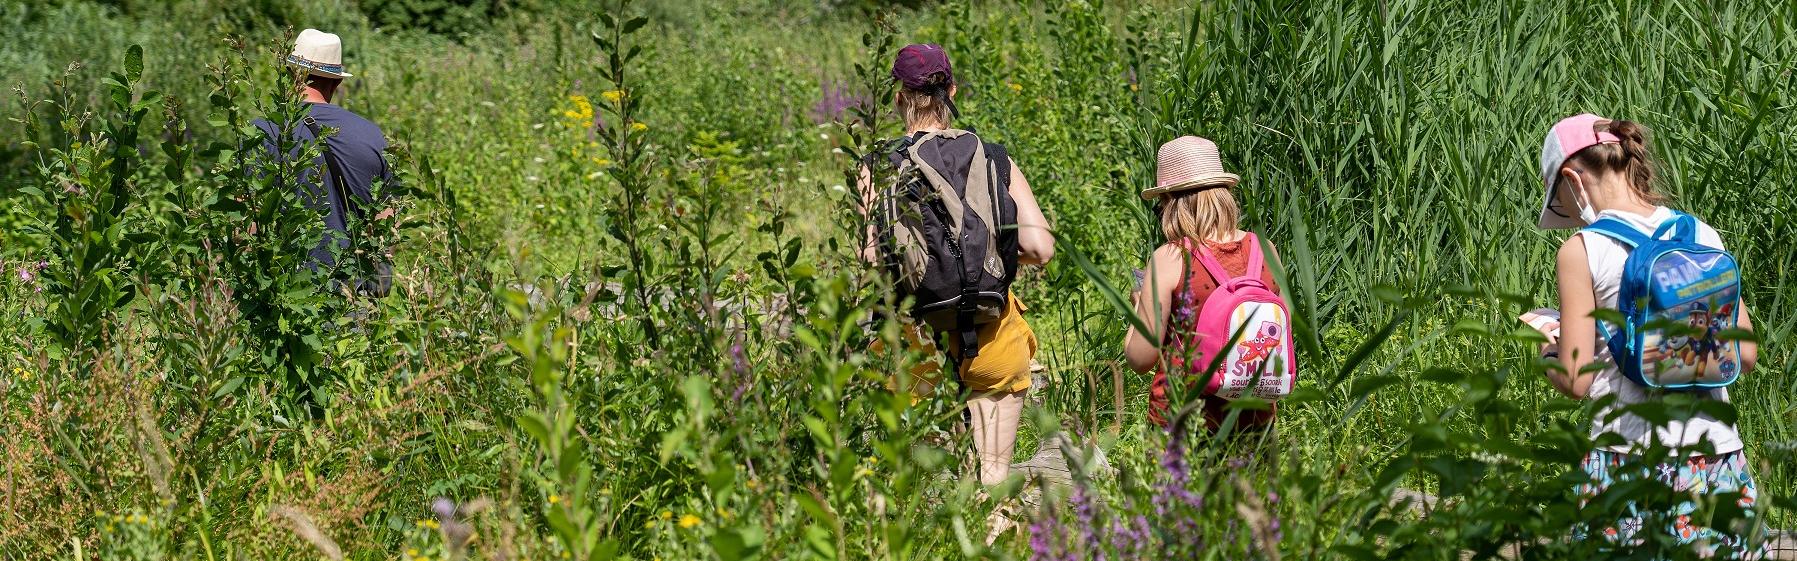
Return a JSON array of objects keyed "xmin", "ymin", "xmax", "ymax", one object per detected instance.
[{"xmin": 1568, "ymin": 172, "xmax": 1599, "ymax": 225}]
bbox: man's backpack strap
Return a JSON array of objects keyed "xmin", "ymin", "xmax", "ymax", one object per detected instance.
[{"xmin": 301, "ymin": 116, "xmax": 361, "ymax": 224}]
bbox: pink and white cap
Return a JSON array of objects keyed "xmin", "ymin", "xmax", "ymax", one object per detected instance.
[{"xmin": 1536, "ymin": 113, "xmax": 1621, "ymax": 228}]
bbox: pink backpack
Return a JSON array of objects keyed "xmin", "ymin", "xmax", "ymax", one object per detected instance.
[{"xmin": 1173, "ymin": 234, "xmax": 1297, "ymax": 400}]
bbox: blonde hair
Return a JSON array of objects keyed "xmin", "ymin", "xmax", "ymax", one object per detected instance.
[
  {"xmin": 896, "ymin": 87, "xmax": 952, "ymax": 130},
  {"xmin": 1158, "ymin": 188, "xmax": 1240, "ymax": 242}
]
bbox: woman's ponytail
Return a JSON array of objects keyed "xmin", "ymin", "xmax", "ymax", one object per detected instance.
[
  {"xmin": 1606, "ymin": 120, "xmax": 1661, "ymax": 204},
  {"xmin": 1571, "ymin": 119, "xmax": 1665, "ymax": 205}
]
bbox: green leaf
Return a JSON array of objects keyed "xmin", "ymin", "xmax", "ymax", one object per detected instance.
[
  {"xmin": 622, "ymin": 16, "xmax": 648, "ymax": 34},
  {"xmin": 124, "ymin": 44, "xmax": 144, "ymax": 83},
  {"xmin": 517, "ymin": 412, "xmax": 551, "ymax": 444},
  {"xmin": 709, "ymin": 526, "xmax": 764, "ymax": 560}
]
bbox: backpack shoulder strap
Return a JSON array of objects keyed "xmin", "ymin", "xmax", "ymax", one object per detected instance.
[
  {"xmin": 1242, "ymin": 232, "xmax": 1265, "ymax": 279},
  {"xmin": 1580, "ymin": 218, "xmax": 1648, "ymax": 249},
  {"xmin": 1180, "ymin": 237, "xmax": 1236, "ymax": 285},
  {"xmin": 302, "ymin": 116, "xmax": 357, "ymax": 215}
]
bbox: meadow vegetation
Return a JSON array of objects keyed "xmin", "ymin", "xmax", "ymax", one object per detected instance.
[{"xmin": 1, "ymin": 0, "xmax": 1793, "ymax": 559}]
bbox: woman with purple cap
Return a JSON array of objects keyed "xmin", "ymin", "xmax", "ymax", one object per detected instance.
[
  {"xmin": 859, "ymin": 43, "xmax": 1055, "ymax": 489},
  {"xmin": 1531, "ymin": 114, "xmax": 1764, "ymax": 556}
]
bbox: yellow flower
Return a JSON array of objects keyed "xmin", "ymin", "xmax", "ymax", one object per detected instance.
[
  {"xmin": 659, "ymin": 510, "xmax": 672, "ymax": 520},
  {"xmin": 630, "ymin": 122, "xmax": 648, "ymax": 133},
  {"xmin": 560, "ymin": 552, "xmax": 571, "ymax": 559},
  {"xmin": 644, "ymin": 519, "xmax": 657, "ymax": 529},
  {"xmin": 678, "ymin": 514, "xmax": 701, "ymax": 529},
  {"xmin": 563, "ymin": 94, "xmax": 595, "ymax": 129},
  {"xmin": 1130, "ymin": 83, "xmax": 1140, "ymax": 92},
  {"xmin": 601, "ymin": 89, "xmax": 625, "ymax": 103},
  {"xmin": 745, "ymin": 479, "xmax": 760, "ymax": 491},
  {"xmin": 592, "ymin": 158, "xmax": 611, "ymax": 167},
  {"xmin": 1007, "ymin": 82, "xmax": 1022, "ymax": 92},
  {"xmin": 717, "ymin": 507, "xmax": 733, "ymax": 520},
  {"xmin": 548, "ymin": 494, "xmax": 561, "ymax": 505},
  {"xmin": 407, "ymin": 548, "xmax": 419, "ymax": 557}
]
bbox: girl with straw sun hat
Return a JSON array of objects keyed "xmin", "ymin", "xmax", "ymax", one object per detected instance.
[{"xmin": 1123, "ymin": 136, "xmax": 1291, "ymax": 433}]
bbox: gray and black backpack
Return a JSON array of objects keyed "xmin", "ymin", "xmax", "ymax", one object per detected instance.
[{"xmin": 874, "ymin": 129, "xmax": 1019, "ymax": 360}]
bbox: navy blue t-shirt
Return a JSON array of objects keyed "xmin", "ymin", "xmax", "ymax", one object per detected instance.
[{"xmin": 253, "ymin": 102, "xmax": 394, "ymax": 268}]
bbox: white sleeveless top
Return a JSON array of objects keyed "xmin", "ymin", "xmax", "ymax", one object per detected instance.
[{"xmin": 1579, "ymin": 206, "xmax": 1742, "ymax": 455}]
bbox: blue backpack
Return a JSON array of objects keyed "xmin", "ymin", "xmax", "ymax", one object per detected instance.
[{"xmin": 1581, "ymin": 211, "xmax": 1743, "ymax": 390}]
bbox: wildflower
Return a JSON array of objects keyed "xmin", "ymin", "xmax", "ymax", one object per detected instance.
[
  {"xmin": 561, "ymin": 551, "xmax": 571, "ymax": 559},
  {"xmin": 592, "ymin": 158, "xmax": 612, "ymax": 167},
  {"xmin": 659, "ymin": 510, "xmax": 672, "ymax": 520},
  {"xmin": 678, "ymin": 514, "xmax": 701, "ymax": 529},
  {"xmin": 601, "ymin": 89, "xmax": 625, "ymax": 104},
  {"xmin": 630, "ymin": 122, "xmax": 648, "ymax": 133},
  {"xmin": 810, "ymin": 80, "xmax": 866, "ymax": 125},
  {"xmin": 1008, "ymin": 82, "xmax": 1023, "ymax": 93},
  {"xmin": 644, "ymin": 519, "xmax": 657, "ymax": 529},
  {"xmin": 564, "ymin": 94, "xmax": 594, "ymax": 123},
  {"xmin": 407, "ymin": 548, "xmax": 420, "ymax": 557},
  {"xmin": 548, "ymin": 494, "xmax": 561, "ymax": 505},
  {"xmin": 725, "ymin": 329, "xmax": 747, "ymax": 402},
  {"xmin": 745, "ymin": 479, "xmax": 760, "ymax": 491}
]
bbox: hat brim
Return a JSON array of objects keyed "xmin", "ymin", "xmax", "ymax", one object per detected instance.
[
  {"xmin": 1535, "ymin": 180, "xmax": 1584, "ymax": 229},
  {"xmin": 284, "ymin": 59, "xmax": 351, "ymax": 79},
  {"xmin": 1141, "ymin": 174, "xmax": 1240, "ymax": 200}
]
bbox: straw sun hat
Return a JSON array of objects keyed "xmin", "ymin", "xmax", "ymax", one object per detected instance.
[
  {"xmin": 285, "ymin": 29, "xmax": 352, "ymax": 79},
  {"xmin": 1143, "ymin": 136, "xmax": 1240, "ymax": 200}
]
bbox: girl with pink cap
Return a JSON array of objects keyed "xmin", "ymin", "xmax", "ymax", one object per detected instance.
[{"xmin": 1532, "ymin": 113, "xmax": 1764, "ymax": 556}]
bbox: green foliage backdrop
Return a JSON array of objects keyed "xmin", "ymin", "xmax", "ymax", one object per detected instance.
[{"xmin": 0, "ymin": 0, "xmax": 1792, "ymax": 559}]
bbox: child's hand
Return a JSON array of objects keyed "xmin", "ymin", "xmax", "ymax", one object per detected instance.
[{"xmin": 1535, "ymin": 321, "xmax": 1560, "ymax": 358}]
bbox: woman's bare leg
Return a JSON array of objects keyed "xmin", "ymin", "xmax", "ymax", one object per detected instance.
[{"xmin": 966, "ymin": 389, "xmax": 1025, "ymax": 485}]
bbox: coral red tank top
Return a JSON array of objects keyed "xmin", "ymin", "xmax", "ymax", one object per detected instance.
[{"xmin": 1148, "ymin": 235, "xmax": 1281, "ymax": 430}]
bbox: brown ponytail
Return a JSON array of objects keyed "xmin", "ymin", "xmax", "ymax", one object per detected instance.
[{"xmin": 1565, "ymin": 119, "xmax": 1665, "ymax": 205}]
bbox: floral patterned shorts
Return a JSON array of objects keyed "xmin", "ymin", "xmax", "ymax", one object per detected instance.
[{"xmin": 1576, "ymin": 449, "xmax": 1767, "ymax": 558}]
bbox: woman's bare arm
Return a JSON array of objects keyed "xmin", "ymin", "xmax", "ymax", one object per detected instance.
[
  {"xmin": 1007, "ymin": 158, "xmax": 1055, "ymax": 265},
  {"xmin": 856, "ymin": 163, "xmax": 878, "ymax": 265},
  {"xmin": 1737, "ymin": 301, "xmax": 1758, "ymax": 375},
  {"xmin": 1123, "ymin": 245, "xmax": 1183, "ymax": 372},
  {"xmin": 1550, "ymin": 235, "xmax": 1600, "ymax": 399}
]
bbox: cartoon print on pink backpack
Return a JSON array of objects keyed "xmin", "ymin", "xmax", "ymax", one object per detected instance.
[{"xmin": 1233, "ymin": 321, "xmax": 1284, "ymax": 378}]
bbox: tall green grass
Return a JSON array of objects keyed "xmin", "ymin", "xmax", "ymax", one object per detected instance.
[{"xmin": 0, "ymin": 0, "xmax": 1791, "ymax": 559}]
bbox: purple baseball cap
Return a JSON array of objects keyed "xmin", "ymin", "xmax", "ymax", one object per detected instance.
[
  {"xmin": 891, "ymin": 43, "xmax": 954, "ymax": 90},
  {"xmin": 1535, "ymin": 113, "xmax": 1621, "ymax": 229}
]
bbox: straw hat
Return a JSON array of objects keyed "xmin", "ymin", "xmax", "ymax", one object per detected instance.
[
  {"xmin": 1143, "ymin": 136, "xmax": 1239, "ymax": 200},
  {"xmin": 285, "ymin": 29, "xmax": 352, "ymax": 79}
]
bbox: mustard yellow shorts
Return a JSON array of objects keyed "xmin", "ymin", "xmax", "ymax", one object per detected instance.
[{"xmin": 884, "ymin": 294, "xmax": 1036, "ymax": 395}]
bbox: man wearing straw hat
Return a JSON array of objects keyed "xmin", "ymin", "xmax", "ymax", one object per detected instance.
[{"xmin": 255, "ymin": 28, "xmax": 394, "ymax": 297}]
